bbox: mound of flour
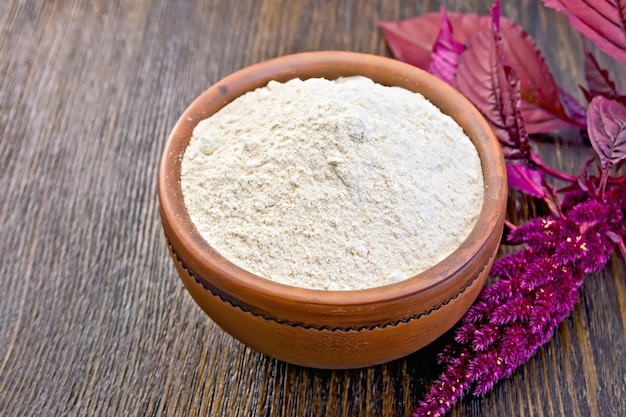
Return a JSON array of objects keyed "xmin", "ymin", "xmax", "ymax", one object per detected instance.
[{"xmin": 180, "ymin": 76, "xmax": 483, "ymax": 290}]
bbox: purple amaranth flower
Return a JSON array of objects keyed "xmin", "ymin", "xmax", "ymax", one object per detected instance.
[{"xmin": 413, "ymin": 197, "xmax": 623, "ymax": 417}]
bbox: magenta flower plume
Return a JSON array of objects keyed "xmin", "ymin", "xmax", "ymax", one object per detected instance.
[{"xmin": 413, "ymin": 196, "xmax": 623, "ymax": 417}]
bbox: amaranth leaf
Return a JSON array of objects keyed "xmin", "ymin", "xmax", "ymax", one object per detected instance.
[
  {"xmin": 559, "ymin": 87, "xmax": 588, "ymax": 127},
  {"xmin": 379, "ymin": 9, "xmax": 581, "ymax": 133},
  {"xmin": 506, "ymin": 164, "xmax": 547, "ymax": 199},
  {"xmin": 582, "ymin": 47, "xmax": 621, "ymax": 101},
  {"xmin": 378, "ymin": 18, "xmax": 436, "ymax": 70},
  {"xmin": 428, "ymin": 7, "xmax": 465, "ymax": 85},
  {"xmin": 378, "ymin": 11, "xmax": 488, "ymax": 70},
  {"xmin": 454, "ymin": 2, "xmax": 531, "ymax": 160},
  {"xmin": 587, "ymin": 96, "xmax": 626, "ymax": 173},
  {"xmin": 542, "ymin": 0, "xmax": 626, "ymax": 65},
  {"xmin": 497, "ymin": 13, "xmax": 582, "ymax": 132}
]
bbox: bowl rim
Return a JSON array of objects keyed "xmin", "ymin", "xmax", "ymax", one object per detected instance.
[{"xmin": 158, "ymin": 51, "xmax": 507, "ymax": 312}]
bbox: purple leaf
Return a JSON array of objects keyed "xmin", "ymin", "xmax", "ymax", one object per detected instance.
[
  {"xmin": 587, "ymin": 96, "xmax": 626, "ymax": 173},
  {"xmin": 491, "ymin": 0, "xmax": 501, "ymax": 31},
  {"xmin": 542, "ymin": 0, "xmax": 626, "ymax": 65},
  {"xmin": 559, "ymin": 87, "xmax": 588, "ymax": 127},
  {"xmin": 378, "ymin": 18, "xmax": 437, "ymax": 70},
  {"xmin": 577, "ymin": 156, "xmax": 597, "ymax": 194},
  {"xmin": 428, "ymin": 7, "xmax": 465, "ymax": 84},
  {"xmin": 506, "ymin": 164, "xmax": 548, "ymax": 198},
  {"xmin": 583, "ymin": 47, "xmax": 621, "ymax": 100},
  {"xmin": 496, "ymin": 11, "xmax": 581, "ymax": 133},
  {"xmin": 454, "ymin": 3, "xmax": 531, "ymax": 160},
  {"xmin": 520, "ymin": 100, "xmax": 583, "ymax": 133},
  {"xmin": 378, "ymin": 11, "xmax": 495, "ymax": 70},
  {"xmin": 380, "ymin": 7, "xmax": 582, "ymax": 134}
]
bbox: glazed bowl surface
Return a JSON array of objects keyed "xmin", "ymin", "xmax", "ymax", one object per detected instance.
[{"xmin": 158, "ymin": 51, "xmax": 507, "ymax": 369}]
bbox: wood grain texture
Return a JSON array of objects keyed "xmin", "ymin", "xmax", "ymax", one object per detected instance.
[{"xmin": 0, "ymin": 0, "xmax": 624, "ymax": 416}]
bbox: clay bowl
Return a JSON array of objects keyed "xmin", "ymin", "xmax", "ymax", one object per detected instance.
[{"xmin": 158, "ymin": 51, "xmax": 507, "ymax": 369}]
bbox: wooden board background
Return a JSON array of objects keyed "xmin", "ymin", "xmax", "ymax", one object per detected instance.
[{"xmin": 1, "ymin": 1, "xmax": 625, "ymax": 416}]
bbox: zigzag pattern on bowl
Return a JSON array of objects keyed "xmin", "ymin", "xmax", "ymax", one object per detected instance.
[{"xmin": 167, "ymin": 237, "xmax": 494, "ymax": 333}]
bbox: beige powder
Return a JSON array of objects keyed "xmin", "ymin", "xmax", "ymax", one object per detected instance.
[{"xmin": 180, "ymin": 76, "xmax": 484, "ymax": 290}]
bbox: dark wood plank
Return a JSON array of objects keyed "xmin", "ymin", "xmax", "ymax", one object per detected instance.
[{"xmin": 0, "ymin": 0, "xmax": 624, "ymax": 416}]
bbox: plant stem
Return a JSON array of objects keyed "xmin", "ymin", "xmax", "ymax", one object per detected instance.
[
  {"xmin": 504, "ymin": 219, "xmax": 517, "ymax": 231},
  {"xmin": 530, "ymin": 154, "xmax": 577, "ymax": 182},
  {"xmin": 616, "ymin": 234, "xmax": 626, "ymax": 261},
  {"xmin": 598, "ymin": 169, "xmax": 610, "ymax": 199}
]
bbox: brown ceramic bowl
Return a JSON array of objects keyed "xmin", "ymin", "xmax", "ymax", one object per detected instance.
[{"xmin": 158, "ymin": 51, "xmax": 507, "ymax": 369}]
